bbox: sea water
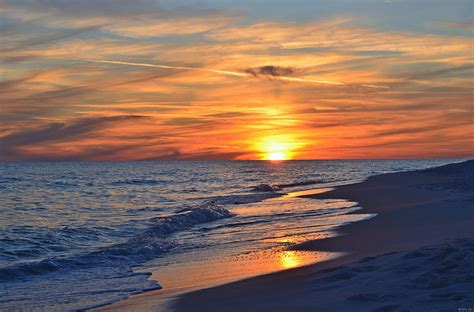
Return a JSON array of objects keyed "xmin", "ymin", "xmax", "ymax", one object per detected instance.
[{"xmin": 0, "ymin": 159, "xmax": 461, "ymax": 310}]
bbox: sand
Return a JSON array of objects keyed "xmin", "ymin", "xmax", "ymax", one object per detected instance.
[
  {"xmin": 105, "ymin": 160, "xmax": 474, "ymax": 311},
  {"xmin": 172, "ymin": 160, "xmax": 474, "ymax": 311}
]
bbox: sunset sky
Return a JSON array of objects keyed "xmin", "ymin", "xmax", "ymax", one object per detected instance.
[{"xmin": 1, "ymin": 0, "xmax": 473, "ymax": 161}]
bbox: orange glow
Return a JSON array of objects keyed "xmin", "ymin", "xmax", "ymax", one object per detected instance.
[
  {"xmin": 267, "ymin": 152, "xmax": 286, "ymax": 161},
  {"xmin": 1, "ymin": 7, "xmax": 473, "ymax": 161},
  {"xmin": 279, "ymin": 251, "xmax": 302, "ymax": 269},
  {"xmin": 257, "ymin": 136, "xmax": 303, "ymax": 161}
]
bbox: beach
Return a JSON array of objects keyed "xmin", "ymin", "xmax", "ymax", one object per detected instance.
[
  {"xmin": 4, "ymin": 160, "xmax": 461, "ymax": 311},
  {"xmin": 149, "ymin": 160, "xmax": 474, "ymax": 311},
  {"xmin": 3, "ymin": 1, "xmax": 473, "ymax": 310}
]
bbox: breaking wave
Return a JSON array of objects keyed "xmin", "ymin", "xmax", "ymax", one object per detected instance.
[{"xmin": 0, "ymin": 203, "xmax": 233, "ymax": 283}]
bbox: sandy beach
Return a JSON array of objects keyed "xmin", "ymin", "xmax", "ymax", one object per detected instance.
[
  {"xmin": 161, "ymin": 160, "xmax": 473, "ymax": 311},
  {"xmin": 102, "ymin": 160, "xmax": 474, "ymax": 311}
]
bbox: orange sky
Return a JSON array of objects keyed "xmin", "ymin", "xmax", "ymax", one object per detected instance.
[{"xmin": 1, "ymin": 1, "xmax": 473, "ymax": 161}]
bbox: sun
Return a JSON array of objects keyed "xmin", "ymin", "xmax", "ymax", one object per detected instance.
[
  {"xmin": 267, "ymin": 151, "xmax": 286, "ymax": 161},
  {"xmin": 257, "ymin": 137, "xmax": 296, "ymax": 161}
]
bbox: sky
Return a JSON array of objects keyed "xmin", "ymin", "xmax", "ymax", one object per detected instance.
[{"xmin": 1, "ymin": 0, "xmax": 473, "ymax": 161}]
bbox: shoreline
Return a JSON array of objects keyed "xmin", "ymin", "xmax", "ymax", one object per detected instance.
[
  {"xmin": 103, "ymin": 160, "xmax": 473, "ymax": 311},
  {"xmin": 172, "ymin": 160, "xmax": 473, "ymax": 311}
]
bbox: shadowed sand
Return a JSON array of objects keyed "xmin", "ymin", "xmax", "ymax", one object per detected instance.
[{"xmin": 171, "ymin": 160, "xmax": 474, "ymax": 311}]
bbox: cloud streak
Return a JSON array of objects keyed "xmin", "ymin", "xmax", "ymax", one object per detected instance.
[
  {"xmin": 83, "ymin": 59, "xmax": 346, "ymax": 85},
  {"xmin": 1, "ymin": 1, "xmax": 472, "ymax": 160},
  {"xmin": 0, "ymin": 115, "xmax": 147, "ymax": 160}
]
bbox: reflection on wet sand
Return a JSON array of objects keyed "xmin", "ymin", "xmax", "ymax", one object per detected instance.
[
  {"xmin": 279, "ymin": 251, "xmax": 303, "ymax": 269},
  {"xmin": 96, "ymin": 248, "xmax": 341, "ymax": 311},
  {"xmin": 96, "ymin": 189, "xmax": 365, "ymax": 311},
  {"xmin": 142, "ymin": 248, "xmax": 340, "ymax": 295}
]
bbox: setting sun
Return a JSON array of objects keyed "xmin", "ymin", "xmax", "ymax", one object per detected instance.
[
  {"xmin": 267, "ymin": 152, "xmax": 286, "ymax": 161},
  {"xmin": 256, "ymin": 136, "xmax": 303, "ymax": 161}
]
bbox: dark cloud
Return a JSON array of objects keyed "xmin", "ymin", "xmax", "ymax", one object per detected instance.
[
  {"xmin": 0, "ymin": 115, "xmax": 147, "ymax": 160},
  {"xmin": 163, "ymin": 117, "xmax": 210, "ymax": 126},
  {"xmin": 28, "ymin": 86, "xmax": 91, "ymax": 102},
  {"xmin": 13, "ymin": 144, "xmax": 138, "ymax": 161},
  {"xmin": 143, "ymin": 150, "xmax": 183, "ymax": 160},
  {"xmin": 0, "ymin": 75, "xmax": 37, "ymax": 93},
  {"xmin": 142, "ymin": 149, "xmax": 248, "ymax": 160},
  {"xmin": 0, "ymin": 55, "xmax": 37, "ymax": 64},
  {"xmin": 371, "ymin": 117, "xmax": 474, "ymax": 138},
  {"xmin": 291, "ymin": 98, "xmax": 472, "ymax": 115},
  {"xmin": 354, "ymin": 50, "xmax": 403, "ymax": 56},
  {"xmin": 245, "ymin": 65, "xmax": 294, "ymax": 77},
  {"xmin": 374, "ymin": 124, "xmax": 463, "ymax": 137},
  {"xmin": 350, "ymin": 134, "xmax": 471, "ymax": 151},
  {"xmin": 0, "ymin": 66, "xmax": 187, "ymax": 123},
  {"xmin": 205, "ymin": 112, "xmax": 248, "ymax": 118},
  {"xmin": 110, "ymin": 70, "xmax": 183, "ymax": 86},
  {"xmin": 0, "ymin": 85, "xmax": 93, "ymax": 122},
  {"xmin": 433, "ymin": 21, "xmax": 474, "ymax": 31},
  {"xmin": 1, "ymin": 0, "xmax": 224, "ymax": 21},
  {"xmin": 0, "ymin": 26, "xmax": 100, "ymax": 53},
  {"xmin": 178, "ymin": 151, "xmax": 249, "ymax": 160},
  {"xmin": 401, "ymin": 64, "xmax": 474, "ymax": 81},
  {"xmin": 0, "ymin": 84, "xmax": 95, "ymax": 125},
  {"xmin": 1, "ymin": 0, "xmax": 163, "ymax": 17}
]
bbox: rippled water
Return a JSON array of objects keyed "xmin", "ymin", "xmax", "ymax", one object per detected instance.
[{"xmin": 0, "ymin": 159, "xmax": 461, "ymax": 310}]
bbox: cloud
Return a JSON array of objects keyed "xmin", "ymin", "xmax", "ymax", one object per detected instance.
[
  {"xmin": 144, "ymin": 149, "xmax": 248, "ymax": 160},
  {"xmin": 0, "ymin": 85, "xmax": 94, "ymax": 123},
  {"xmin": 372, "ymin": 120, "xmax": 473, "ymax": 138},
  {"xmin": 1, "ymin": 3, "xmax": 473, "ymax": 160},
  {"xmin": 399, "ymin": 64, "xmax": 474, "ymax": 81},
  {"xmin": 83, "ymin": 59, "xmax": 345, "ymax": 86},
  {"xmin": 0, "ymin": 115, "xmax": 147, "ymax": 160},
  {"xmin": 245, "ymin": 65, "xmax": 294, "ymax": 77},
  {"xmin": 106, "ymin": 16, "xmax": 237, "ymax": 38},
  {"xmin": 1, "ymin": 0, "xmax": 225, "ymax": 19},
  {"xmin": 163, "ymin": 117, "xmax": 210, "ymax": 126},
  {"xmin": 205, "ymin": 112, "xmax": 249, "ymax": 118},
  {"xmin": 432, "ymin": 21, "xmax": 474, "ymax": 31},
  {"xmin": 1, "ymin": 0, "xmax": 237, "ymax": 38},
  {"xmin": 0, "ymin": 26, "xmax": 99, "ymax": 53},
  {"xmin": 0, "ymin": 74, "xmax": 37, "ymax": 92}
]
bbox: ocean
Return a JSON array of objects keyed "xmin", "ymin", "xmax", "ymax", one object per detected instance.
[{"xmin": 0, "ymin": 159, "xmax": 462, "ymax": 310}]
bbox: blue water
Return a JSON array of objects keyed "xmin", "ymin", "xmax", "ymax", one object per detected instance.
[{"xmin": 0, "ymin": 159, "xmax": 462, "ymax": 310}]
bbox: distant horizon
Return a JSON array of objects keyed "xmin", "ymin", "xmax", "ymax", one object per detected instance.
[{"xmin": 1, "ymin": 156, "xmax": 472, "ymax": 163}]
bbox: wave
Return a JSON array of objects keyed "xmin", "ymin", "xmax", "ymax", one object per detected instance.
[
  {"xmin": 276, "ymin": 179, "xmax": 342, "ymax": 188},
  {"xmin": 249, "ymin": 179, "xmax": 343, "ymax": 193},
  {"xmin": 110, "ymin": 179, "xmax": 165, "ymax": 186},
  {"xmin": 251, "ymin": 183, "xmax": 281, "ymax": 192},
  {"xmin": 203, "ymin": 193, "xmax": 282, "ymax": 205},
  {"xmin": 0, "ymin": 203, "xmax": 232, "ymax": 283}
]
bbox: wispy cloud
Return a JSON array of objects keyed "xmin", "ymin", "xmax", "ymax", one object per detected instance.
[
  {"xmin": 432, "ymin": 21, "xmax": 474, "ymax": 31},
  {"xmin": 85, "ymin": 59, "xmax": 247, "ymax": 77},
  {"xmin": 0, "ymin": 115, "xmax": 148, "ymax": 160},
  {"xmin": 1, "ymin": 1, "xmax": 473, "ymax": 160},
  {"xmin": 83, "ymin": 59, "xmax": 352, "ymax": 86}
]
